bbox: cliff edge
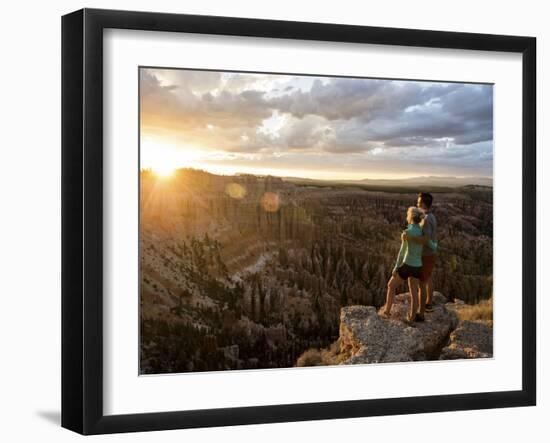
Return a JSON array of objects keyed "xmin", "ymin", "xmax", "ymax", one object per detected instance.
[{"xmin": 339, "ymin": 292, "xmax": 457, "ymax": 364}]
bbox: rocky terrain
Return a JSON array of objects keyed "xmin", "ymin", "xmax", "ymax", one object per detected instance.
[
  {"xmin": 440, "ymin": 320, "xmax": 493, "ymax": 360},
  {"xmin": 332, "ymin": 292, "xmax": 492, "ymax": 365},
  {"xmin": 139, "ymin": 168, "xmax": 493, "ymax": 374}
]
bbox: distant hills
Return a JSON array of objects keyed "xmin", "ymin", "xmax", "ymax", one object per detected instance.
[
  {"xmin": 152, "ymin": 167, "xmax": 492, "ymax": 190},
  {"xmin": 355, "ymin": 175, "xmax": 493, "ymax": 188},
  {"xmin": 281, "ymin": 175, "xmax": 492, "ymax": 189}
]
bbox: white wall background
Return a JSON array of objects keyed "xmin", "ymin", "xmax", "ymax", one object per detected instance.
[{"xmin": 0, "ymin": 0, "xmax": 546, "ymax": 441}]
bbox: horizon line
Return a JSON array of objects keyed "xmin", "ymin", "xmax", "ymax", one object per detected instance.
[{"xmin": 139, "ymin": 166, "xmax": 493, "ymax": 183}]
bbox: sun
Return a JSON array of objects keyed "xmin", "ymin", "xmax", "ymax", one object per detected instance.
[
  {"xmin": 151, "ymin": 163, "xmax": 176, "ymax": 178},
  {"xmin": 141, "ymin": 137, "xmax": 207, "ymax": 178}
]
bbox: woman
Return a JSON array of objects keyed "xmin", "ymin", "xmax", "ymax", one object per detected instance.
[{"xmin": 381, "ymin": 206, "xmax": 425, "ymax": 323}]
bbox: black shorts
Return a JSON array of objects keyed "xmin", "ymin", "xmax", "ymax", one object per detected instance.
[{"xmin": 397, "ymin": 264, "xmax": 422, "ymax": 280}]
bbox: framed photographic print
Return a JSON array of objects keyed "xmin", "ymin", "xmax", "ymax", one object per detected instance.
[{"xmin": 61, "ymin": 8, "xmax": 536, "ymax": 435}]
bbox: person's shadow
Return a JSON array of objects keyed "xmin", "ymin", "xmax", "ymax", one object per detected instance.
[{"xmin": 36, "ymin": 410, "xmax": 61, "ymax": 426}]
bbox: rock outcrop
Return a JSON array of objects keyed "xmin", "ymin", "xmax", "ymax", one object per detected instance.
[
  {"xmin": 439, "ymin": 320, "xmax": 493, "ymax": 359},
  {"xmin": 339, "ymin": 292, "xmax": 458, "ymax": 364}
]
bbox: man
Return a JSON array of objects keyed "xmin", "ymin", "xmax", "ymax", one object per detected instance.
[{"xmin": 402, "ymin": 192, "xmax": 438, "ymax": 320}]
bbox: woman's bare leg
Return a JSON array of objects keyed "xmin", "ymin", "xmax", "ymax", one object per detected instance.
[
  {"xmin": 383, "ymin": 274, "xmax": 403, "ymax": 316},
  {"xmin": 407, "ymin": 278, "xmax": 420, "ymax": 321}
]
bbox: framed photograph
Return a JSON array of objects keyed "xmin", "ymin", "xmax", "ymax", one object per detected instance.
[{"xmin": 61, "ymin": 8, "xmax": 536, "ymax": 435}]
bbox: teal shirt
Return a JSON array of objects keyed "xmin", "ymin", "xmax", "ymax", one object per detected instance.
[{"xmin": 393, "ymin": 223, "xmax": 423, "ymax": 272}]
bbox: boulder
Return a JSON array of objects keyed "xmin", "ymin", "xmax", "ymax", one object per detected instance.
[
  {"xmin": 339, "ymin": 291, "xmax": 457, "ymax": 364},
  {"xmin": 439, "ymin": 320, "xmax": 493, "ymax": 360}
]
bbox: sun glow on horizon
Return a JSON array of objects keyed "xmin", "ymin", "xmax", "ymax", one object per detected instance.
[
  {"xmin": 141, "ymin": 137, "xmax": 205, "ymax": 177},
  {"xmin": 140, "ymin": 136, "xmax": 492, "ymax": 183},
  {"xmin": 150, "ymin": 163, "xmax": 176, "ymax": 178}
]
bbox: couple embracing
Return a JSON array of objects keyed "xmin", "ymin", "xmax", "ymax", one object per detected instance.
[{"xmin": 382, "ymin": 193, "xmax": 438, "ymax": 324}]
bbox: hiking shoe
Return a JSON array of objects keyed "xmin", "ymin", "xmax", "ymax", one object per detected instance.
[
  {"xmin": 425, "ymin": 304, "xmax": 434, "ymax": 312},
  {"xmin": 414, "ymin": 313, "xmax": 425, "ymax": 322}
]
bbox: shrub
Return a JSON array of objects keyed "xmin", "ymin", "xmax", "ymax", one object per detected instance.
[
  {"xmin": 296, "ymin": 349, "xmax": 323, "ymax": 367},
  {"xmin": 455, "ymin": 298, "xmax": 493, "ymax": 321},
  {"xmin": 296, "ymin": 340, "xmax": 346, "ymax": 367}
]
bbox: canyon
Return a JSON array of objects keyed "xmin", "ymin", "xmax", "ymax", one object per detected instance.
[{"xmin": 139, "ymin": 168, "xmax": 493, "ymax": 374}]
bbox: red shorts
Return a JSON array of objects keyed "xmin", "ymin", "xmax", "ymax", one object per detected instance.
[{"xmin": 420, "ymin": 255, "xmax": 436, "ymax": 282}]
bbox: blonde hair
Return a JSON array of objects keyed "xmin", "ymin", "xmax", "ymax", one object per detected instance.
[{"xmin": 407, "ymin": 206, "xmax": 424, "ymax": 224}]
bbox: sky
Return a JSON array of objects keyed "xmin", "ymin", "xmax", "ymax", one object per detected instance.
[{"xmin": 139, "ymin": 68, "xmax": 493, "ymax": 180}]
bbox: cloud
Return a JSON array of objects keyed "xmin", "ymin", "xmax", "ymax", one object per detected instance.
[
  {"xmin": 269, "ymin": 78, "xmax": 492, "ymax": 150},
  {"xmin": 140, "ymin": 70, "xmax": 273, "ymax": 151},
  {"xmin": 139, "ymin": 68, "xmax": 493, "ymax": 177}
]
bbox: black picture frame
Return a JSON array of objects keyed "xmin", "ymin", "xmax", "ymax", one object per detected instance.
[{"xmin": 61, "ymin": 8, "xmax": 537, "ymax": 435}]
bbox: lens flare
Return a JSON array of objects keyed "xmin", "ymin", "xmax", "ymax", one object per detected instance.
[
  {"xmin": 261, "ymin": 192, "xmax": 280, "ymax": 212},
  {"xmin": 225, "ymin": 183, "xmax": 247, "ymax": 199}
]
